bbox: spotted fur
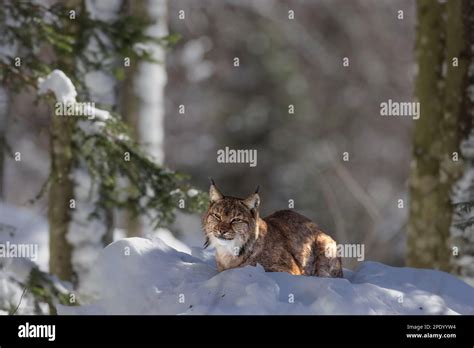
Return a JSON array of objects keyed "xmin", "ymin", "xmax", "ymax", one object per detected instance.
[{"xmin": 202, "ymin": 182, "xmax": 343, "ymax": 278}]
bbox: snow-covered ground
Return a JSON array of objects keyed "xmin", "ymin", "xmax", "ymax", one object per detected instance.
[
  {"xmin": 2, "ymin": 201, "xmax": 474, "ymax": 315},
  {"xmin": 0, "ymin": 202, "xmax": 50, "ymax": 314},
  {"xmin": 58, "ymin": 237, "xmax": 474, "ymax": 315}
]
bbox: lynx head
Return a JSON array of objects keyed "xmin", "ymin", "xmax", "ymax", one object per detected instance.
[{"xmin": 203, "ymin": 179, "xmax": 260, "ymax": 254}]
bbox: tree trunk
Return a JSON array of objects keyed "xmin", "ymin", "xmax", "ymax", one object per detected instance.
[
  {"xmin": 449, "ymin": 0, "xmax": 474, "ymax": 281},
  {"xmin": 48, "ymin": 112, "xmax": 75, "ymax": 281},
  {"xmin": 48, "ymin": 0, "xmax": 82, "ymax": 282},
  {"xmin": 0, "ymin": 87, "xmax": 8, "ymax": 200},
  {"xmin": 407, "ymin": 0, "xmax": 472, "ymax": 272},
  {"xmin": 121, "ymin": 0, "xmax": 168, "ymax": 237}
]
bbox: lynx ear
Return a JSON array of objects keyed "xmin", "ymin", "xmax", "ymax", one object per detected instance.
[
  {"xmin": 243, "ymin": 186, "xmax": 260, "ymax": 210},
  {"xmin": 209, "ymin": 178, "xmax": 223, "ymax": 203}
]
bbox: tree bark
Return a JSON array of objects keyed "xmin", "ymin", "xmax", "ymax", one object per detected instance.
[
  {"xmin": 121, "ymin": 0, "xmax": 168, "ymax": 237},
  {"xmin": 407, "ymin": 0, "xmax": 472, "ymax": 271},
  {"xmin": 0, "ymin": 87, "xmax": 8, "ymax": 200},
  {"xmin": 449, "ymin": 0, "xmax": 474, "ymax": 280},
  {"xmin": 48, "ymin": 112, "xmax": 75, "ymax": 281},
  {"xmin": 121, "ymin": 0, "xmax": 142, "ymax": 237},
  {"xmin": 48, "ymin": 0, "xmax": 82, "ymax": 282}
]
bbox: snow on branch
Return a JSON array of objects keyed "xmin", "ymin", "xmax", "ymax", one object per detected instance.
[
  {"xmin": 38, "ymin": 70, "xmax": 77, "ymax": 103},
  {"xmin": 36, "ymin": 69, "xmax": 208, "ymax": 227}
]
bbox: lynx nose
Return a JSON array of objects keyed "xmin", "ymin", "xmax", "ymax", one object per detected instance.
[
  {"xmin": 218, "ymin": 230, "xmax": 230, "ymax": 239},
  {"xmin": 217, "ymin": 223, "xmax": 231, "ymax": 236}
]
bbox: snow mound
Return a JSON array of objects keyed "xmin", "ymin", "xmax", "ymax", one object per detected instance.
[{"xmin": 58, "ymin": 237, "xmax": 474, "ymax": 315}]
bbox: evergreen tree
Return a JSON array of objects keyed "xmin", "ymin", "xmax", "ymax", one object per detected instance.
[{"xmin": 0, "ymin": 0, "xmax": 206, "ymax": 310}]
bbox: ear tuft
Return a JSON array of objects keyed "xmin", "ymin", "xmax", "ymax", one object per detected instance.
[
  {"xmin": 243, "ymin": 192, "xmax": 260, "ymax": 211},
  {"xmin": 209, "ymin": 177, "xmax": 216, "ymax": 186},
  {"xmin": 209, "ymin": 179, "xmax": 223, "ymax": 203}
]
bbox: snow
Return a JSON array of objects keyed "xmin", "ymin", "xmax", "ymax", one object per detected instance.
[
  {"xmin": 37, "ymin": 70, "xmax": 77, "ymax": 103},
  {"xmin": 153, "ymin": 228, "xmax": 191, "ymax": 254},
  {"xmin": 0, "ymin": 202, "xmax": 49, "ymax": 270},
  {"xmin": 57, "ymin": 237, "xmax": 474, "ymax": 315},
  {"xmin": 0, "ymin": 202, "xmax": 49, "ymax": 314},
  {"xmin": 37, "ymin": 69, "xmax": 112, "ymax": 124},
  {"xmin": 2, "ymin": 200, "xmax": 474, "ymax": 315}
]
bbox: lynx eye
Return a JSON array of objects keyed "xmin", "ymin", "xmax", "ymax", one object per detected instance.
[
  {"xmin": 231, "ymin": 218, "xmax": 244, "ymax": 224},
  {"xmin": 211, "ymin": 213, "xmax": 221, "ymax": 221}
]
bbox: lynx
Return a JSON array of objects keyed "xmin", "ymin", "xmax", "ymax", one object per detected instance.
[{"xmin": 202, "ymin": 180, "xmax": 343, "ymax": 277}]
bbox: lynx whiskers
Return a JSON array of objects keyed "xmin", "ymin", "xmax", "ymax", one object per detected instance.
[{"xmin": 202, "ymin": 179, "xmax": 343, "ymax": 277}]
